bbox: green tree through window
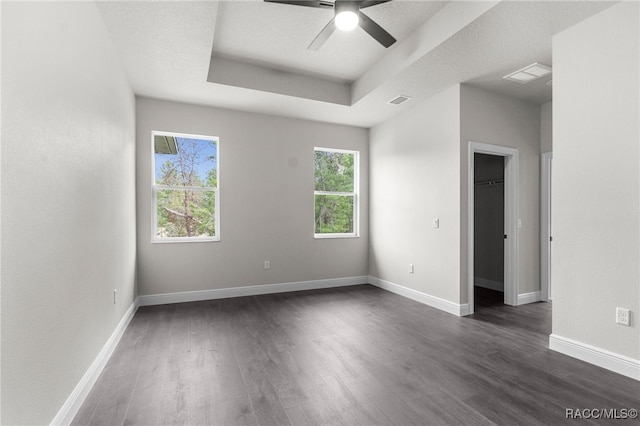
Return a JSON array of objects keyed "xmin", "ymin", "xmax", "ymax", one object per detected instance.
[
  {"xmin": 153, "ymin": 132, "xmax": 219, "ymax": 241},
  {"xmin": 314, "ymin": 148, "xmax": 359, "ymax": 236}
]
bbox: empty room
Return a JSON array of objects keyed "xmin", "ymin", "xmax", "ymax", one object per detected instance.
[{"xmin": 2, "ymin": 1, "xmax": 639, "ymax": 425}]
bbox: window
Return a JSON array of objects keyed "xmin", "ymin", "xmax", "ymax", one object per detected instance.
[
  {"xmin": 314, "ymin": 147, "xmax": 359, "ymax": 238},
  {"xmin": 152, "ymin": 131, "xmax": 219, "ymax": 242}
]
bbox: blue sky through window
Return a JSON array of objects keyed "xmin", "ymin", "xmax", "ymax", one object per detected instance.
[{"xmin": 154, "ymin": 137, "xmax": 217, "ymax": 185}]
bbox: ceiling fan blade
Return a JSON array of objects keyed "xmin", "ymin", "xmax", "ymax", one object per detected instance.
[
  {"xmin": 308, "ymin": 18, "xmax": 336, "ymax": 50},
  {"xmin": 263, "ymin": 0, "xmax": 333, "ymax": 9},
  {"xmin": 359, "ymin": 0, "xmax": 392, "ymax": 9},
  {"xmin": 358, "ymin": 11, "xmax": 396, "ymax": 48}
]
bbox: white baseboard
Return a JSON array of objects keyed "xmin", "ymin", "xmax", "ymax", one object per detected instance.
[
  {"xmin": 137, "ymin": 276, "xmax": 369, "ymax": 306},
  {"xmin": 459, "ymin": 303, "xmax": 471, "ymax": 316},
  {"xmin": 474, "ymin": 277, "xmax": 504, "ymax": 292},
  {"xmin": 51, "ymin": 301, "xmax": 139, "ymax": 425},
  {"xmin": 368, "ymin": 276, "xmax": 469, "ymax": 317},
  {"xmin": 473, "ymin": 280, "xmax": 539, "ymax": 307},
  {"xmin": 549, "ymin": 334, "xmax": 640, "ymax": 381},
  {"xmin": 517, "ymin": 291, "xmax": 541, "ymax": 305}
]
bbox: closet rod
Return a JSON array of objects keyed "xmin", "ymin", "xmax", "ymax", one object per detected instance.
[{"xmin": 474, "ymin": 179, "xmax": 504, "ymax": 186}]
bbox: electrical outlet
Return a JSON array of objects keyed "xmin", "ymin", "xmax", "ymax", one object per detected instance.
[
  {"xmin": 113, "ymin": 289, "xmax": 117, "ymax": 305},
  {"xmin": 409, "ymin": 264, "xmax": 414, "ymax": 274},
  {"xmin": 433, "ymin": 218, "xmax": 439, "ymax": 228},
  {"xmin": 264, "ymin": 261, "xmax": 270, "ymax": 270},
  {"xmin": 616, "ymin": 307, "xmax": 630, "ymax": 326}
]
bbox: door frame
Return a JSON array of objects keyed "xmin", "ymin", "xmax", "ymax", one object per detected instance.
[
  {"xmin": 468, "ymin": 142, "xmax": 519, "ymax": 314},
  {"xmin": 540, "ymin": 151, "xmax": 552, "ymax": 301}
]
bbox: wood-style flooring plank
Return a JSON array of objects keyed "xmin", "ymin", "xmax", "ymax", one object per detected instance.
[
  {"xmin": 73, "ymin": 285, "xmax": 640, "ymax": 426},
  {"xmin": 71, "ymin": 309, "xmax": 157, "ymax": 426}
]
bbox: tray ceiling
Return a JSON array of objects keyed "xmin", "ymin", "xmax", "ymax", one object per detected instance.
[{"xmin": 96, "ymin": 0, "xmax": 616, "ymax": 128}]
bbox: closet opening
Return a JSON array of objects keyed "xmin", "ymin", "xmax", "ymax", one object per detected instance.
[
  {"xmin": 467, "ymin": 142, "xmax": 519, "ymax": 315},
  {"xmin": 473, "ymin": 153, "xmax": 505, "ymax": 309}
]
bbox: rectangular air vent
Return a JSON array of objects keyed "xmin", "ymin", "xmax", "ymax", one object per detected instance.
[
  {"xmin": 388, "ymin": 95, "xmax": 411, "ymax": 105},
  {"xmin": 503, "ymin": 63, "xmax": 552, "ymax": 84}
]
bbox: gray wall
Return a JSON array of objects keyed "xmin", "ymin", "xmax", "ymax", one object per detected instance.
[
  {"xmin": 369, "ymin": 84, "xmax": 542, "ymax": 307},
  {"xmin": 552, "ymin": 1, "xmax": 639, "ymax": 359},
  {"xmin": 540, "ymin": 102, "xmax": 553, "ymax": 153},
  {"xmin": 1, "ymin": 2, "xmax": 136, "ymax": 425},
  {"xmin": 136, "ymin": 98, "xmax": 369, "ymax": 296},
  {"xmin": 369, "ymin": 85, "xmax": 462, "ymax": 303},
  {"xmin": 460, "ymin": 85, "xmax": 541, "ymax": 301}
]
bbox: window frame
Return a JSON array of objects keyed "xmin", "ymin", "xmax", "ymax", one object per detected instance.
[
  {"xmin": 313, "ymin": 147, "xmax": 360, "ymax": 239},
  {"xmin": 151, "ymin": 130, "xmax": 220, "ymax": 243}
]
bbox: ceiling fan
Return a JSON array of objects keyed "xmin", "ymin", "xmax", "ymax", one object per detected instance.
[{"xmin": 264, "ymin": 0, "xmax": 397, "ymax": 50}]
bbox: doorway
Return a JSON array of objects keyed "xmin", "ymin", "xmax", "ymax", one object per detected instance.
[
  {"xmin": 468, "ymin": 142, "xmax": 519, "ymax": 315},
  {"xmin": 473, "ymin": 153, "xmax": 505, "ymax": 308}
]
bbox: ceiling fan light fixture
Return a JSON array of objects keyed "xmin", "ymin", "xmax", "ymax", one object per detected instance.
[
  {"xmin": 335, "ymin": 10, "xmax": 359, "ymax": 31},
  {"xmin": 266, "ymin": 0, "xmax": 396, "ymax": 49}
]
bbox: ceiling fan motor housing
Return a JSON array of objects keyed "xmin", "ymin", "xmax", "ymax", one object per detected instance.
[
  {"xmin": 335, "ymin": 1, "xmax": 360, "ymax": 15},
  {"xmin": 265, "ymin": 0, "xmax": 396, "ymax": 49}
]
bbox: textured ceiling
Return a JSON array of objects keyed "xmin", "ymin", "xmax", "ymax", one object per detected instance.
[
  {"xmin": 463, "ymin": 0, "xmax": 616, "ymax": 104},
  {"xmin": 212, "ymin": 0, "xmax": 447, "ymax": 82},
  {"xmin": 96, "ymin": 0, "xmax": 616, "ymax": 128}
]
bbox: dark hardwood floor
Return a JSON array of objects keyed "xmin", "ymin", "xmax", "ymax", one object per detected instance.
[
  {"xmin": 474, "ymin": 286, "xmax": 506, "ymax": 309},
  {"xmin": 73, "ymin": 285, "xmax": 639, "ymax": 425}
]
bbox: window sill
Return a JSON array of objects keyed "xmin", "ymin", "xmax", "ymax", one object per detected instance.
[
  {"xmin": 152, "ymin": 237, "xmax": 220, "ymax": 244},
  {"xmin": 314, "ymin": 234, "xmax": 359, "ymax": 240}
]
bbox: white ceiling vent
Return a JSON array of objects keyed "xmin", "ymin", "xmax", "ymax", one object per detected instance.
[
  {"xmin": 388, "ymin": 95, "xmax": 411, "ymax": 105},
  {"xmin": 503, "ymin": 63, "xmax": 552, "ymax": 84}
]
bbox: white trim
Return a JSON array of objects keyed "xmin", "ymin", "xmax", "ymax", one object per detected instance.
[
  {"xmin": 517, "ymin": 291, "xmax": 541, "ymax": 305},
  {"xmin": 314, "ymin": 233, "xmax": 359, "ymax": 240},
  {"xmin": 151, "ymin": 234, "xmax": 219, "ymax": 244},
  {"xmin": 50, "ymin": 301, "xmax": 139, "ymax": 426},
  {"xmin": 549, "ymin": 334, "xmax": 640, "ymax": 381},
  {"xmin": 152, "ymin": 130, "xmax": 217, "ymax": 142},
  {"xmin": 459, "ymin": 303, "xmax": 471, "ymax": 317},
  {"xmin": 313, "ymin": 147, "xmax": 360, "ymax": 239},
  {"xmin": 468, "ymin": 142, "xmax": 519, "ymax": 314},
  {"xmin": 151, "ymin": 131, "xmax": 220, "ymax": 243},
  {"xmin": 540, "ymin": 152, "xmax": 552, "ymax": 301},
  {"xmin": 368, "ymin": 276, "xmax": 469, "ymax": 317},
  {"xmin": 314, "ymin": 190, "xmax": 353, "ymax": 197},
  {"xmin": 154, "ymin": 184, "xmax": 215, "ymax": 191},
  {"xmin": 137, "ymin": 276, "xmax": 369, "ymax": 306},
  {"xmin": 313, "ymin": 146, "xmax": 357, "ymax": 155},
  {"xmin": 474, "ymin": 277, "xmax": 504, "ymax": 292}
]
